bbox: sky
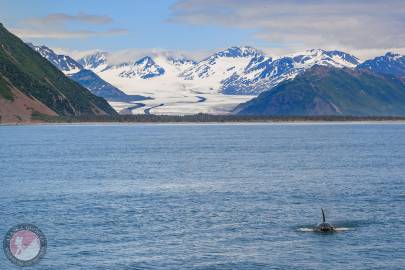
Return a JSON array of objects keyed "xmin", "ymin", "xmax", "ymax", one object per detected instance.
[{"xmin": 1, "ymin": 0, "xmax": 405, "ymax": 60}]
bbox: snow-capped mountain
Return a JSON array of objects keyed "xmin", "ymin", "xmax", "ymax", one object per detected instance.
[
  {"xmin": 357, "ymin": 52, "xmax": 405, "ymax": 76},
  {"xmin": 290, "ymin": 49, "xmax": 359, "ymax": 68},
  {"xmin": 77, "ymin": 50, "xmax": 249, "ymax": 115},
  {"xmin": 80, "ymin": 47, "xmax": 359, "ymax": 96},
  {"xmin": 180, "ymin": 46, "xmax": 264, "ymax": 91},
  {"xmin": 24, "ymin": 44, "xmax": 405, "ymax": 116},
  {"xmin": 166, "ymin": 56, "xmax": 196, "ymax": 67},
  {"xmin": 70, "ymin": 69, "xmax": 148, "ymax": 102},
  {"xmin": 78, "ymin": 52, "xmax": 108, "ymax": 72},
  {"xmin": 118, "ymin": 56, "xmax": 165, "ymax": 79},
  {"xmin": 29, "ymin": 44, "xmax": 142, "ymax": 102},
  {"xmin": 221, "ymin": 49, "xmax": 360, "ymax": 95},
  {"xmin": 78, "ymin": 46, "xmax": 361, "ymax": 115},
  {"xmin": 28, "ymin": 44, "xmax": 83, "ymax": 75},
  {"xmin": 79, "ymin": 52, "xmax": 196, "ymax": 95}
]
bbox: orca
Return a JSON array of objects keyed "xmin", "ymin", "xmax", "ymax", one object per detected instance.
[{"xmin": 314, "ymin": 208, "xmax": 335, "ymax": 232}]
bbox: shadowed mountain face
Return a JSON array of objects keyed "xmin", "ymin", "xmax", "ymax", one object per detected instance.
[
  {"xmin": 29, "ymin": 44, "xmax": 149, "ymax": 102},
  {"xmin": 357, "ymin": 53, "xmax": 405, "ymax": 77},
  {"xmin": 69, "ymin": 69, "xmax": 150, "ymax": 102},
  {"xmin": 28, "ymin": 43, "xmax": 83, "ymax": 75},
  {"xmin": 220, "ymin": 49, "xmax": 360, "ymax": 95},
  {"xmin": 234, "ymin": 66, "xmax": 405, "ymax": 116},
  {"xmin": 0, "ymin": 23, "xmax": 116, "ymax": 122},
  {"xmin": 118, "ymin": 56, "xmax": 166, "ymax": 79}
]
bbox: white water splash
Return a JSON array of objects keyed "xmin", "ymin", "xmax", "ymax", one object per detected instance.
[{"xmin": 298, "ymin": 227, "xmax": 354, "ymax": 232}]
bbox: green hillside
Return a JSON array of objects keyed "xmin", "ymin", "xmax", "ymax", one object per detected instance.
[
  {"xmin": 235, "ymin": 66, "xmax": 405, "ymax": 116},
  {"xmin": 0, "ymin": 23, "xmax": 116, "ymax": 117}
]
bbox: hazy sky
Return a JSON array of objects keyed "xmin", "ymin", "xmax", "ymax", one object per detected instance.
[{"xmin": 1, "ymin": 0, "xmax": 405, "ymax": 59}]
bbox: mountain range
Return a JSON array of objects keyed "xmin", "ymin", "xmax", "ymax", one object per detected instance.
[
  {"xmin": 33, "ymin": 44, "xmax": 367, "ymax": 115},
  {"xmin": 357, "ymin": 52, "xmax": 405, "ymax": 77},
  {"xmin": 10, "ymin": 22, "xmax": 405, "ymax": 117},
  {"xmin": 78, "ymin": 46, "xmax": 360, "ymax": 96},
  {"xmin": 0, "ymin": 23, "xmax": 116, "ymax": 123},
  {"xmin": 234, "ymin": 65, "xmax": 405, "ymax": 116},
  {"xmin": 235, "ymin": 52, "xmax": 405, "ymax": 116},
  {"xmin": 28, "ymin": 44, "xmax": 149, "ymax": 103}
]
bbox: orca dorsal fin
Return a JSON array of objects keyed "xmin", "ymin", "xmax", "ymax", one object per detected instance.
[{"xmin": 321, "ymin": 208, "xmax": 326, "ymax": 222}]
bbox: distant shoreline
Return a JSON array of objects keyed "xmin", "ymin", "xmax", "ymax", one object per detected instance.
[
  {"xmin": 2, "ymin": 114, "xmax": 405, "ymax": 125},
  {"xmin": 3, "ymin": 121, "xmax": 405, "ymax": 127}
]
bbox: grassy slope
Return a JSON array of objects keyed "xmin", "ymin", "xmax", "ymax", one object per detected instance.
[
  {"xmin": 235, "ymin": 66, "xmax": 405, "ymax": 116},
  {"xmin": 0, "ymin": 23, "xmax": 116, "ymax": 116}
]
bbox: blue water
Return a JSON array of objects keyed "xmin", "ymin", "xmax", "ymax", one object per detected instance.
[{"xmin": 1, "ymin": 123, "xmax": 405, "ymax": 270}]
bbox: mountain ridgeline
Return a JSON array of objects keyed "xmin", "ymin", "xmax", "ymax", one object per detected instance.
[
  {"xmin": 33, "ymin": 41, "xmax": 405, "ymax": 117},
  {"xmin": 235, "ymin": 66, "xmax": 405, "ymax": 116},
  {"xmin": 29, "ymin": 44, "xmax": 148, "ymax": 102},
  {"xmin": 3, "ymin": 20, "xmax": 405, "ymax": 119},
  {"xmin": 0, "ymin": 23, "xmax": 116, "ymax": 123},
  {"xmin": 77, "ymin": 47, "xmax": 360, "ymax": 96},
  {"xmin": 358, "ymin": 53, "xmax": 405, "ymax": 77}
]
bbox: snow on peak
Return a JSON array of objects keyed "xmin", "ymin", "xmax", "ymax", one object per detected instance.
[
  {"xmin": 385, "ymin": 52, "xmax": 402, "ymax": 60},
  {"xmin": 166, "ymin": 55, "xmax": 196, "ymax": 66},
  {"xmin": 28, "ymin": 44, "xmax": 83, "ymax": 75},
  {"xmin": 357, "ymin": 52, "xmax": 405, "ymax": 76},
  {"xmin": 325, "ymin": 50, "xmax": 360, "ymax": 66},
  {"xmin": 214, "ymin": 46, "xmax": 263, "ymax": 58},
  {"xmin": 71, "ymin": 46, "xmax": 365, "ymax": 115},
  {"xmin": 244, "ymin": 55, "xmax": 273, "ymax": 74},
  {"xmin": 179, "ymin": 46, "xmax": 265, "ymax": 91},
  {"xmin": 221, "ymin": 49, "xmax": 360, "ymax": 95},
  {"xmin": 288, "ymin": 49, "xmax": 360, "ymax": 68},
  {"xmin": 118, "ymin": 56, "xmax": 165, "ymax": 79},
  {"xmin": 137, "ymin": 56, "xmax": 154, "ymax": 64},
  {"xmin": 78, "ymin": 52, "xmax": 108, "ymax": 71}
]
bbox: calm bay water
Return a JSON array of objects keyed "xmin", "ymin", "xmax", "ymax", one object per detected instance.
[{"xmin": 1, "ymin": 123, "xmax": 405, "ymax": 270}]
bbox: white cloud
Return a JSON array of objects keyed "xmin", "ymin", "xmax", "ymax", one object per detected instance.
[
  {"xmin": 51, "ymin": 47, "xmax": 103, "ymax": 60},
  {"xmin": 50, "ymin": 47, "xmax": 214, "ymax": 64},
  {"xmin": 104, "ymin": 48, "xmax": 214, "ymax": 64},
  {"xmin": 13, "ymin": 12, "xmax": 127, "ymax": 39},
  {"xmin": 51, "ymin": 45, "xmax": 405, "ymax": 66},
  {"xmin": 170, "ymin": 0, "xmax": 405, "ymax": 53},
  {"xmin": 261, "ymin": 47, "xmax": 405, "ymax": 62},
  {"xmin": 26, "ymin": 13, "xmax": 113, "ymax": 25},
  {"xmin": 11, "ymin": 28, "xmax": 128, "ymax": 39}
]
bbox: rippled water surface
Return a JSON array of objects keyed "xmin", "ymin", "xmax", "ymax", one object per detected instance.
[{"xmin": 1, "ymin": 123, "xmax": 405, "ymax": 269}]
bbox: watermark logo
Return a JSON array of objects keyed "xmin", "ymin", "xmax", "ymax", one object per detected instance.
[{"xmin": 3, "ymin": 224, "xmax": 47, "ymax": 267}]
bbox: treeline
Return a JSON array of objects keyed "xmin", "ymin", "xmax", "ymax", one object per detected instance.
[{"xmin": 32, "ymin": 113, "xmax": 405, "ymax": 123}]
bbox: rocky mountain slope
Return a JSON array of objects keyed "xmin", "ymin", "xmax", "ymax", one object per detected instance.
[
  {"xmin": 221, "ymin": 49, "xmax": 360, "ymax": 95},
  {"xmin": 0, "ymin": 23, "xmax": 116, "ymax": 123},
  {"xmin": 234, "ymin": 65, "xmax": 405, "ymax": 116},
  {"xmin": 357, "ymin": 52, "xmax": 405, "ymax": 76},
  {"xmin": 29, "ymin": 44, "xmax": 145, "ymax": 102}
]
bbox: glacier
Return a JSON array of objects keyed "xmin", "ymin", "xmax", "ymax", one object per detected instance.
[{"xmin": 32, "ymin": 44, "xmax": 365, "ymax": 115}]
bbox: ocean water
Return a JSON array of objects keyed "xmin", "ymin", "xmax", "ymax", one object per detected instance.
[{"xmin": 0, "ymin": 123, "xmax": 405, "ymax": 270}]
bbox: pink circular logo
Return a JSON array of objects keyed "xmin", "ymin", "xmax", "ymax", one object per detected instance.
[
  {"xmin": 9, "ymin": 230, "xmax": 41, "ymax": 261},
  {"xmin": 3, "ymin": 224, "xmax": 47, "ymax": 267}
]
